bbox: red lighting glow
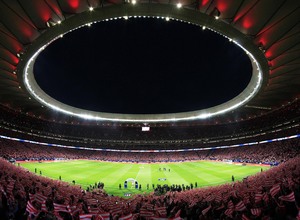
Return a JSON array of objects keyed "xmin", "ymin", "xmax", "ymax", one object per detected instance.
[
  {"xmin": 233, "ymin": 13, "xmax": 243, "ymax": 23},
  {"xmin": 201, "ymin": 0, "xmax": 210, "ymax": 6},
  {"xmin": 7, "ymin": 40, "xmax": 23, "ymax": 53},
  {"xmin": 30, "ymin": 2, "xmax": 52, "ymax": 23},
  {"xmin": 242, "ymin": 18, "xmax": 253, "ymax": 29},
  {"xmin": 39, "ymin": 10, "xmax": 51, "ymax": 23},
  {"xmin": 10, "ymin": 55, "xmax": 19, "ymax": 65},
  {"xmin": 216, "ymin": 0, "xmax": 230, "ymax": 12},
  {"xmin": 68, "ymin": 0, "xmax": 80, "ymax": 9},
  {"xmin": 258, "ymin": 39, "xmax": 267, "ymax": 47},
  {"xmin": 21, "ymin": 27, "xmax": 35, "ymax": 40},
  {"xmin": 265, "ymin": 50, "xmax": 272, "ymax": 59}
]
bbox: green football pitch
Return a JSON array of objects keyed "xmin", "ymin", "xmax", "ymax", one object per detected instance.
[{"xmin": 20, "ymin": 160, "xmax": 269, "ymax": 197}]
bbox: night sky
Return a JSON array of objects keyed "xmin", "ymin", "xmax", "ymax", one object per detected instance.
[{"xmin": 34, "ymin": 18, "xmax": 252, "ymax": 114}]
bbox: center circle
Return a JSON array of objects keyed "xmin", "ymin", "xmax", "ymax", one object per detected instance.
[{"xmin": 33, "ymin": 18, "xmax": 252, "ymax": 114}]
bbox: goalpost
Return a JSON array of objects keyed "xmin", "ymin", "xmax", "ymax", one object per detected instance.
[{"xmin": 124, "ymin": 178, "xmax": 138, "ymax": 189}]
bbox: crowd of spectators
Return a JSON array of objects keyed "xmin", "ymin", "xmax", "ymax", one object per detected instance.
[
  {"xmin": 0, "ymin": 137, "xmax": 299, "ymax": 165},
  {"xmin": 0, "ymin": 117, "xmax": 299, "ymax": 219},
  {"xmin": 0, "ymin": 151, "xmax": 299, "ymax": 219},
  {"xmin": 0, "ymin": 100, "xmax": 299, "ymax": 148},
  {"xmin": 207, "ymin": 140, "xmax": 300, "ymax": 165}
]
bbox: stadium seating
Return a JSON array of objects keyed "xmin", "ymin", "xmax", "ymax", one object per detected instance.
[
  {"xmin": 0, "ymin": 139, "xmax": 299, "ymax": 219},
  {"xmin": 0, "ymin": 99, "xmax": 299, "ymax": 150}
]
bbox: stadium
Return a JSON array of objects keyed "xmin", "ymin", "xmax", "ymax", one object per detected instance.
[{"xmin": 0, "ymin": 0, "xmax": 299, "ymax": 219}]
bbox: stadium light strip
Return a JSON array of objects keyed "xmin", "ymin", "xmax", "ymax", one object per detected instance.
[
  {"xmin": 23, "ymin": 13, "xmax": 264, "ymax": 123},
  {"xmin": 0, "ymin": 133, "xmax": 299, "ymax": 153}
]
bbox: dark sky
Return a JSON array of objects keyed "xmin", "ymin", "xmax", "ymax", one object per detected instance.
[{"xmin": 34, "ymin": 18, "xmax": 252, "ymax": 114}]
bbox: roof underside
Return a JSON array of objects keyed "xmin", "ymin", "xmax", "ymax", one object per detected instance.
[{"xmin": 0, "ymin": 0, "xmax": 299, "ymax": 126}]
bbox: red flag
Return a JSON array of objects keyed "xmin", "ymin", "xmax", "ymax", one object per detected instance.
[
  {"xmin": 251, "ymin": 208, "xmax": 262, "ymax": 216},
  {"xmin": 264, "ymin": 179, "xmax": 274, "ymax": 187},
  {"xmin": 279, "ymin": 192, "xmax": 295, "ymax": 202},
  {"xmin": 270, "ymin": 183, "xmax": 281, "ymax": 197},
  {"xmin": 86, "ymin": 198, "xmax": 98, "ymax": 206},
  {"xmin": 110, "ymin": 206, "xmax": 122, "ymax": 218},
  {"xmin": 205, "ymin": 195, "xmax": 215, "ymax": 202},
  {"xmin": 215, "ymin": 194, "xmax": 222, "ymax": 203},
  {"xmin": 242, "ymin": 214, "xmax": 250, "ymax": 220},
  {"xmin": 88, "ymin": 206, "xmax": 100, "ymax": 214},
  {"xmin": 286, "ymin": 178, "xmax": 295, "ymax": 189},
  {"xmin": 216, "ymin": 203, "xmax": 225, "ymax": 210},
  {"xmin": 119, "ymin": 213, "xmax": 133, "ymax": 220},
  {"xmin": 262, "ymin": 193, "xmax": 269, "ymax": 203},
  {"xmin": 231, "ymin": 190, "xmax": 238, "ymax": 198},
  {"xmin": 69, "ymin": 205, "xmax": 81, "ymax": 216},
  {"xmin": 235, "ymin": 201, "xmax": 246, "ymax": 211},
  {"xmin": 43, "ymin": 186, "xmax": 52, "ymax": 196},
  {"xmin": 145, "ymin": 204, "xmax": 154, "ymax": 210},
  {"xmin": 227, "ymin": 200, "xmax": 234, "ymax": 210},
  {"xmin": 201, "ymin": 205, "xmax": 211, "ymax": 215},
  {"xmin": 140, "ymin": 210, "xmax": 155, "ymax": 218},
  {"xmin": 6, "ymin": 180, "xmax": 15, "ymax": 193},
  {"xmin": 35, "ymin": 193, "xmax": 47, "ymax": 204},
  {"xmin": 174, "ymin": 209, "xmax": 181, "ymax": 218},
  {"xmin": 155, "ymin": 207, "xmax": 167, "ymax": 217},
  {"xmin": 98, "ymin": 213, "xmax": 110, "ymax": 220},
  {"xmin": 41, "ymin": 201, "xmax": 47, "ymax": 212},
  {"xmin": 53, "ymin": 203, "xmax": 70, "ymax": 213},
  {"xmin": 94, "ymin": 215, "xmax": 103, "ymax": 220},
  {"xmin": 255, "ymin": 193, "xmax": 263, "ymax": 203},
  {"xmin": 29, "ymin": 193, "xmax": 35, "ymax": 203},
  {"xmin": 26, "ymin": 200, "xmax": 39, "ymax": 216},
  {"xmin": 79, "ymin": 214, "xmax": 94, "ymax": 220},
  {"xmin": 224, "ymin": 208, "xmax": 233, "ymax": 217}
]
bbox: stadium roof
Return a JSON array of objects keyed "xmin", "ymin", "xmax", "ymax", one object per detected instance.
[{"xmin": 0, "ymin": 0, "xmax": 299, "ymax": 126}]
